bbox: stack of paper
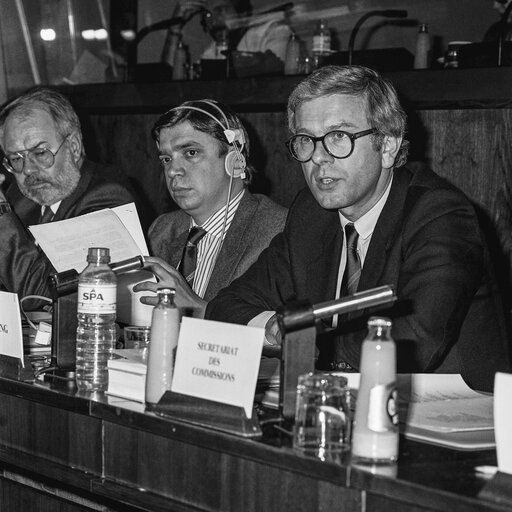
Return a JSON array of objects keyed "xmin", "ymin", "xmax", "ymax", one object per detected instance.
[{"xmin": 337, "ymin": 373, "xmax": 495, "ymax": 451}]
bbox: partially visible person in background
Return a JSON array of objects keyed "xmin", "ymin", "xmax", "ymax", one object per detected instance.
[
  {"xmin": 0, "ymin": 87, "xmax": 134, "ymax": 304},
  {"xmin": 161, "ymin": 0, "xmax": 291, "ymax": 69},
  {"xmin": 483, "ymin": 0, "xmax": 512, "ymax": 41}
]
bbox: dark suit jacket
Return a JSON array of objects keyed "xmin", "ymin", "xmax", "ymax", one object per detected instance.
[
  {"xmin": 206, "ymin": 166, "xmax": 511, "ymax": 391},
  {"xmin": 149, "ymin": 191, "xmax": 287, "ymax": 301},
  {"xmin": 1, "ymin": 160, "xmax": 134, "ymax": 300}
]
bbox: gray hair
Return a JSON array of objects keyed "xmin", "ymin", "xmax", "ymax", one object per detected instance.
[
  {"xmin": 0, "ymin": 86, "xmax": 84, "ymax": 157},
  {"xmin": 287, "ymin": 65, "xmax": 409, "ymax": 168}
]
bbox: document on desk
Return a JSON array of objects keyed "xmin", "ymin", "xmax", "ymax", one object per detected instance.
[
  {"xmin": 399, "ymin": 374, "xmax": 493, "ymax": 433},
  {"xmin": 28, "ymin": 203, "xmax": 148, "ymax": 272},
  {"xmin": 335, "ymin": 372, "xmax": 495, "ymax": 450}
]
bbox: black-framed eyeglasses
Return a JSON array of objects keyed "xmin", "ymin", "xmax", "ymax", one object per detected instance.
[
  {"xmin": 285, "ymin": 128, "xmax": 377, "ymax": 163},
  {"xmin": 2, "ymin": 135, "xmax": 70, "ymax": 174}
]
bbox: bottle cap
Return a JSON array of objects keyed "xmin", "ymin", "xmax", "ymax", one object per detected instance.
[
  {"xmin": 367, "ymin": 316, "xmax": 392, "ymax": 328},
  {"xmin": 86, "ymin": 247, "xmax": 110, "ymax": 264},
  {"xmin": 157, "ymin": 287, "xmax": 176, "ymax": 296}
]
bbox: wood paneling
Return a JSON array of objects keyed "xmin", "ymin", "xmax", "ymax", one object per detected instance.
[{"xmin": 0, "ymin": 394, "xmax": 102, "ymax": 474}]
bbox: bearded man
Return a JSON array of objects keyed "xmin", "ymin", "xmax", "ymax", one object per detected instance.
[{"xmin": 0, "ymin": 87, "xmax": 133, "ymax": 304}]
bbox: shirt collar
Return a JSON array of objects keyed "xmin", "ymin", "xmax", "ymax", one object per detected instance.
[
  {"xmin": 41, "ymin": 201, "xmax": 62, "ymax": 216},
  {"xmin": 338, "ymin": 173, "xmax": 394, "ymax": 240},
  {"xmin": 191, "ymin": 188, "xmax": 245, "ymax": 234}
]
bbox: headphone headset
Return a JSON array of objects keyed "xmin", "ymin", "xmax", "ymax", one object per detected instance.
[{"xmin": 166, "ymin": 100, "xmax": 247, "ymax": 179}]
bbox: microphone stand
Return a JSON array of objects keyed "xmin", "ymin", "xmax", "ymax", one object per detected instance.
[
  {"xmin": 127, "ymin": 9, "xmax": 207, "ymax": 81},
  {"xmin": 498, "ymin": 1, "xmax": 512, "ymax": 66},
  {"xmin": 277, "ymin": 285, "xmax": 397, "ymax": 419},
  {"xmin": 348, "ymin": 9, "xmax": 408, "ymax": 65}
]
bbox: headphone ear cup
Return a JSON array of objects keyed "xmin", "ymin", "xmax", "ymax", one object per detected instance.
[{"xmin": 224, "ymin": 150, "xmax": 246, "ymax": 178}]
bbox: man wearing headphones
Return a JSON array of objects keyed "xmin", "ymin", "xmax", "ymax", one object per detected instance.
[{"xmin": 134, "ymin": 99, "xmax": 287, "ymax": 316}]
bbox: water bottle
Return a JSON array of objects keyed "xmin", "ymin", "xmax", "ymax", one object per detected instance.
[
  {"xmin": 76, "ymin": 247, "xmax": 117, "ymax": 392},
  {"xmin": 414, "ymin": 24, "xmax": 430, "ymax": 69},
  {"xmin": 145, "ymin": 287, "xmax": 181, "ymax": 406},
  {"xmin": 352, "ymin": 316, "xmax": 399, "ymax": 464},
  {"xmin": 312, "ymin": 19, "xmax": 331, "ymax": 64},
  {"xmin": 172, "ymin": 37, "xmax": 188, "ymax": 80},
  {"xmin": 284, "ymin": 31, "xmax": 301, "ymax": 75},
  {"xmin": 214, "ymin": 28, "xmax": 229, "ymax": 60}
]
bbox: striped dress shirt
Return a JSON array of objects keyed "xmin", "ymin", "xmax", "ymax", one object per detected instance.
[{"xmin": 189, "ymin": 189, "xmax": 245, "ymax": 298}]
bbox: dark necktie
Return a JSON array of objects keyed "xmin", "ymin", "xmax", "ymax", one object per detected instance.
[
  {"xmin": 178, "ymin": 226, "xmax": 207, "ymax": 287},
  {"xmin": 38, "ymin": 206, "xmax": 54, "ymax": 224},
  {"xmin": 342, "ymin": 223, "xmax": 361, "ymax": 296}
]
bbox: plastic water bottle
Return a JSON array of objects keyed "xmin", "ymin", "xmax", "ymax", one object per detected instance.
[
  {"xmin": 312, "ymin": 19, "xmax": 331, "ymax": 67},
  {"xmin": 352, "ymin": 316, "xmax": 399, "ymax": 464},
  {"xmin": 414, "ymin": 24, "xmax": 431, "ymax": 69},
  {"xmin": 172, "ymin": 38, "xmax": 188, "ymax": 80},
  {"xmin": 76, "ymin": 247, "xmax": 117, "ymax": 392},
  {"xmin": 145, "ymin": 287, "xmax": 181, "ymax": 406},
  {"xmin": 284, "ymin": 31, "xmax": 301, "ymax": 75}
]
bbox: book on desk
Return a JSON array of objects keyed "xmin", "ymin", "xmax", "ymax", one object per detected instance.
[{"xmin": 107, "ymin": 349, "xmax": 147, "ymax": 403}]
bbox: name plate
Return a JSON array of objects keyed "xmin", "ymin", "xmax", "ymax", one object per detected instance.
[
  {"xmin": 495, "ymin": 372, "xmax": 512, "ymax": 474},
  {"xmin": 0, "ymin": 292, "xmax": 24, "ymax": 364},
  {"xmin": 171, "ymin": 317, "xmax": 264, "ymax": 418}
]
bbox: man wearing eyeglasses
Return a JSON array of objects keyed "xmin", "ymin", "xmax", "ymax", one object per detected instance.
[
  {"xmin": 206, "ymin": 64, "xmax": 511, "ymax": 392},
  {"xmin": 0, "ymin": 87, "xmax": 134, "ymax": 304}
]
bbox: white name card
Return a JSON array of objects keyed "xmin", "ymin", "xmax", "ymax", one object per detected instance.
[
  {"xmin": 171, "ymin": 317, "xmax": 265, "ymax": 418},
  {"xmin": 0, "ymin": 292, "xmax": 24, "ymax": 365},
  {"xmin": 494, "ymin": 372, "xmax": 512, "ymax": 474}
]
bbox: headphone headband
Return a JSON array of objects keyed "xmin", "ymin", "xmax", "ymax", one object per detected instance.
[{"xmin": 161, "ymin": 100, "xmax": 247, "ymax": 179}]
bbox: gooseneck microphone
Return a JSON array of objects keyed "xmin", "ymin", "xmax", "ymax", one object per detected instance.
[
  {"xmin": 348, "ymin": 9, "xmax": 408, "ymax": 65},
  {"xmin": 498, "ymin": 1, "xmax": 512, "ymax": 66}
]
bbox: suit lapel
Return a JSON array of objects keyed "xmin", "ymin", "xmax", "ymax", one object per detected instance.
[
  {"xmin": 167, "ymin": 214, "xmax": 191, "ymax": 268},
  {"xmin": 358, "ymin": 168, "xmax": 412, "ymax": 290},
  {"xmin": 205, "ymin": 192, "xmax": 257, "ymax": 299},
  {"xmin": 301, "ymin": 203, "xmax": 342, "ymax": 304}
]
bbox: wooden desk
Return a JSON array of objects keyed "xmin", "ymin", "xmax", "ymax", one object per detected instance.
[{"xmin": 0, "ymin": 365, "xmax": 506, "ymax": 512}]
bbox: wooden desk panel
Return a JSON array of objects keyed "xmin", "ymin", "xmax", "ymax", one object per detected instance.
[
  {"xmin": 0, "ymin": 393, "xmax": 102, "ymax": 474},
  {"xmin": 0, "ymin": 374, "xmax": 507, "ymax": 512}
]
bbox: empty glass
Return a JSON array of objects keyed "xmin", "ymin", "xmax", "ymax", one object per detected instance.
[{"xmin": 293, "ymin": 372, "xmax": 352, "ymax": 462}]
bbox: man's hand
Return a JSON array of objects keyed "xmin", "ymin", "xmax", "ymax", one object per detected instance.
[
  {"xmin": 265, "ymin": 314, "xmax": 283, "ymax": 346},
  {"xmin": 133, "ymin": 256, "xmax": 207, "ymax": 318},
  {"xmin": 0, "ymin": 174, "xmax": 7, "ymax": 202}
]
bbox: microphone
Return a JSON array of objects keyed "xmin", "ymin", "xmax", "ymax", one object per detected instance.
[
  {"xmin": 348, "ymin": 9, "xmax": 408, "ymax": 65},
  {"xmin": 134, "ymin": 7, "xmax": 210, "ymax": 46},
  {"xmin": 134, "ymin": 16, "xmax": 185, "ymax": 46},
  {"xmin": 277, "ymin": 285, "xmax": 397, "ymax": 334}
]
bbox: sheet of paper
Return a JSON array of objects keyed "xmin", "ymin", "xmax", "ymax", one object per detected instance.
[
  {"xmin": 403, "ymin": 395, "xmax": 493, "ymax": 433},
  {"xmin": 171, "ymin": 317, "xmax": 265, "ymax": 418},
  {"xmin": 28, "ymin": 203, "xmax": 144, "ymax": 272},
  {"xmin": 0, "ymin": 292, "xmax": 24, "ymax": 365},
  {"xmin": 110, "ymin": 203, "xmax": 149, "ymax": 256},
  {"xmin": 334, "ymin": 372, "xmax": 493, "ymax": 433},
  {"xmin": 494, "ymin": 372, "xmax": 512, "ymax": 474}
]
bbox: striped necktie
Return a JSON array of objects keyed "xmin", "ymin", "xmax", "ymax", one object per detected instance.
[
  {"xmin": 178, "ymin": 226, "xmax": 207, "ymax": 287},
  {"xmin": 38, "ymin": 206, "xmax": 54, "ymax": 224},
  {"xmin": 342, "ymin": 223, "xmax": 361, "ymax": 296}
]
